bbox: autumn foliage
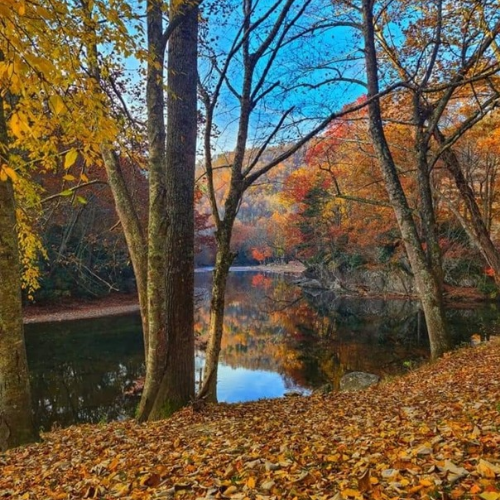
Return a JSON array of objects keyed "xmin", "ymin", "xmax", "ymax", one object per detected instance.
[{"xmin": 2, "ymin": 338, "xmax": 500, "ymax": 499}]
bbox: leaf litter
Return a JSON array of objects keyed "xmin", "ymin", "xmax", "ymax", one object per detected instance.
[{"xmin": 1, "ymin": 338, "xmax": 500, "ymax": 499}]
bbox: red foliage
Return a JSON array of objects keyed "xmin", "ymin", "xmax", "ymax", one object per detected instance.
[
  {"xmin": 251, "ymin": 247, "xmax": 272, "ymax": 263},
  {"xmin": 251, "ymin": 273, "xmax": 272, "ymax": 289}
]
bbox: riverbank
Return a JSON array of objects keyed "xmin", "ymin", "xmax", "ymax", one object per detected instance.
[
  {"xmin": 2, "ymin": 338, "xmax": 499, "ymax": 499},
  {"xmin": 23, "ymin": 292, "xmax": 141, "ymax": 324},
  {"xmin": 23, "ymin": 263, "xmax": 306, "ymax": 324}
]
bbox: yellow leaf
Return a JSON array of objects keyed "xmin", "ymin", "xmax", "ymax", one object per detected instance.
[
  {"xmin": 0, "ymin": 169, "xmax": 7, "ymax": 182},
  {"xmin": 63, "ymin": 174, "xmax": 76, "ymax": 181},
  {"xmin": 341, "ymin": 489, "xmax": 362, "ymax": 499},
  {"xmin": 112, "ymin": 483, "xmax": 131, "ymax": 495},
  {"xmin": 3, "ymin": 166, "xmax": 18, "ymax": 182},
  {"xmin": 80, "ymin": 173, "xmax": 89, "ymax": 182},
  {"xmin": 18, "ymin": 0, "xmax": 26, "ymax": 15},
  {"xmin": 479, "ymin": 493, "xmax": 500, "ymax": 500},
  {"xmin": 246, "ymin": 476, "xmax": 256, "ymax": 489},
  {"xmin": 10, "ymin": 112, "xmax": 29, "ymax": 139},
  {"xmin": 419, "ymin": 479, "xmax": 433, "ymax": 487},
  {"xmin": 49, "ymin": 95, "xmax": 65, "ymax": 115},
  {"xmin": 108, "ymin": 457, "xmax": 120, "ymax": 471},
  {"xmin": 64, "ymin": 149, "xmax": 78, "ymax": 169},
  {"xmin": 478, "ymin": 460, "xmax": 500, "ymax": 479}
]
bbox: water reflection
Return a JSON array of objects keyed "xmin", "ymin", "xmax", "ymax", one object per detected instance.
[
  {"xmin": 24, "ymin": 271, "xmax": 500, "ymax": 430},
  {"xmin": 25, "ymin": 315, "xmax": 144, "ymax": 430}
]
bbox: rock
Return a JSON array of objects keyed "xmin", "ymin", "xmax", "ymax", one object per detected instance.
[
  {"xmin": 314, "ymin": 383, "xmax": 333, "ymax": 394},
  {"xmin": 340, "ymin": 372, "xmax": 380, "ymax": 391},
  {"xmin": 301, "ymin": 262, "xmax": 417, "ymax": 297},
  {"xmin": 296, "ymin": 278, "xmax": 326, "ymax": 289}
]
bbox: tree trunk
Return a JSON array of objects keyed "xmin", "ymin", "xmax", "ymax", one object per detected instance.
[
  {"xmin": 434, "ymin": 127, "xmax": 500, "ymax": 285},
  {"xmin": 100, "ymin": 148, "xmax": 149, "ymax": 352},
  {"xmin": 80, "ymin": 1, "xmax": 150, "ymax": 354},
  {"xmin": 147, "ymin": 0, "xmax": 198, "ymax": 418},
  {"xmin": 362, "ymin": 0, "xmax": 451, "ymax": 359},
  {"xmin": 414, "ymin": 98, "xmax": 443, "ymax": 290},
  {"xmin": 0, "ymin": 92, "xmax": 37, "ymax": 450},
  {"xmin": 134, "ymin": 0, "xmax": 168, "ymax": 421},
  {"xmin": 198, "ymin": 228, "xmax": 236, "ymax": 402},
  {"xmin": 137, "ymin": 0, "xmax": 198, "ymax": 420}
]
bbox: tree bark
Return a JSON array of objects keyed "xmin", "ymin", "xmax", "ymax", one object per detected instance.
[
  {"xmin": 362, "ymin": 0, "xmax": 452, "ymax": 359},
  {"xmin": 136, "ymin": 0, "xmax": 169, "ymax": 420},
  {"xmin": 147, "ymin": 0, "xmax": 198, "ymax": 417},
  {"xmin": 100, "ymin": 148, "xmax": 149, "ymax": 352},
  {"xmin": 413, "ymin": 97, "xmax": 444, "ymax": 291},
  {"xmin": 0, "ymin": 91, "xmax": 37, "ymax": 450},
  {"xmin": 137, "ymin": 0, "xmax": 198, "ymax": 420},
  {"xmin": 198, "ymin": 227, "xmax": 236, "ymax": 402}
]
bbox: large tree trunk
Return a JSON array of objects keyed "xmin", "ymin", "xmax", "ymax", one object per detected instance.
[
  {"xmin": 147, "ymin": 0, "xmax": 198, "ymax": 417},
  {"xmin": 362, "ymin": 0, "xmax": 452, "ymax": 359},
  {"xmin": 137, "ymin": 0, "xmax": 197, "ymax": 420},
  {"xmin": 434, "ymin": 127, "xmax": 500, "ymax": 285},
  {"xmin": 0, "ymin": 93, "xmax": 37, "ymax": 450}
]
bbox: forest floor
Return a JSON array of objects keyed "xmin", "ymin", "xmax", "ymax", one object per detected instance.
[
  {"xmin": 23, "ymin": 263, "xmax": 306, "ymax": 324},
  {"xmin": 1, "ymin": 338, "xmax": 500, "ymax": 498}
]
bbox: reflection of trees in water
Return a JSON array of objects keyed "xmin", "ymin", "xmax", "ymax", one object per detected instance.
[
  {"xmin": 197, "ymin": 272, "xmax": 500, "ymax": 392},
  {"xmin": 195, "ymin": 272, "xmax": 431, "ymax": 391},
  {"xmin": 25, "ymin": 273, "xmax": 500, "ymax": 428},
  {"xmin": 25, "ymin": 315, "xmax": 144, "ymax": 430}
]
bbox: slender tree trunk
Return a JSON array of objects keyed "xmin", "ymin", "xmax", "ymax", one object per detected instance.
[
  {"xmin": 137, "ymin": 0, "xmax": 198, "ymax": 420},
  {"xmin": 0, "ymin": 92, "xmax": 37, "ymax": 450},
  {"xmin": 136, "ymin": 0, "xmax": 169, "ymax": 420},
  {"xmin": 414, "ymin": 99, "xmax": 443, "ymax": 290},
  {"xmin": 362, "ymin": 0, "xmax": 451, "ymax": 359},
  {"xmin": 100, "ymin": 148, "xmax": 149, "ymax": 352},
  {"xmin": 80, "ymin": 1, "xmax": 150, "ymax": 352},
  {"xmin": 434, "ymin": 128, "xmax": 500, "ymax": 285},
  {"xmin": 198, "ymin": 227, "xmax": 236, "ymax": 402}
]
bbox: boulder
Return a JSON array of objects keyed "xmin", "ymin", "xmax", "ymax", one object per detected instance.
[
  {"xmin": 340, "ymin": 372, "xmax": 380, "ymax": 391},
  {"xmin": 296, "ymin": 278, "xmax": 326, "ymax": 290}
]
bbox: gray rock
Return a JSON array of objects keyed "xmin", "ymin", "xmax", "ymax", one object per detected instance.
[
  {"xmin": 297, "ymin": 278, "xmax": 326, "ymax": 289},
  {"xmin": 340, "ymin": 372, "xmax": 380, "ymax": 391}
]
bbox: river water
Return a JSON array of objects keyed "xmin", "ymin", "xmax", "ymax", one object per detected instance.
[{"xmin": 24, "ymin": 270, "xmax": 500, "ymax": 430}]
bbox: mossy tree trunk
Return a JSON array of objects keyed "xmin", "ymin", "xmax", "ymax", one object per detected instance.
[
  {"xmin": 136, "ymin": 0, "xmax": 198, "ymax": 420},
  {"xmin": 197, "ymin": 221, "xmax": 237, "ymax": 402},
  {"xmin": 0, "ymin": 91, "xmax": 37, "ymax": 451},
  {"xmin": 82, "ymin": 0, "xmax": 199, "ymax": 421}
]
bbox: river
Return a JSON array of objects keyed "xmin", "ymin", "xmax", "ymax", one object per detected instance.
[{"xmin": 24, "ymin": 270, "xmax": 500, "ymax": 430}]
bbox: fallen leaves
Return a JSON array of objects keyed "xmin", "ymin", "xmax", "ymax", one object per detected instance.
[{"xmin": 1, "ymin": 339, "xmax": 500, "ymax": 499}]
